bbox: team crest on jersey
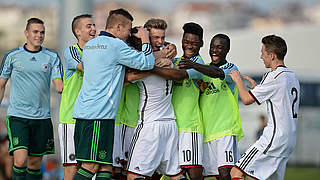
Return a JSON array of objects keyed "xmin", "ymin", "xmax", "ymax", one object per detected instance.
[
  {"xmin": 99, "ymin": 150, "xmax": 107, "ymax": 160},
  {"xmin": 42, "ymin": 63, "xmax": 49, "ymax": 72},
  {"xmin": 221, "ymin": 83, "xmax": 227, "ymax": 91},
  {"xmin": 205, "ymin": 83, "xmax": 220, "ymax": 95}
]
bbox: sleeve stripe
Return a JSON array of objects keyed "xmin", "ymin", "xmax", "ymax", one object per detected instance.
[
  {"xmin": 249, "ymin": 90, "xmax": 261, "ymax": 105},
  {"xmin": 0, "ymin": 48, "xmax": 19, "ymax": 76},
  {"xmin": 142, "ymin": 43, "xmax": 152, "ymax": 56},
  {"xmin": 57, "ymin": 55, "xmax": 64, "ymax": 80},
  {"xmin": 69, "ymin": 47, "xmax": 81, "ymax": 63},
  {"xmin": 260, "ymin": 72, "xmax": 270, "ymax": 85}
]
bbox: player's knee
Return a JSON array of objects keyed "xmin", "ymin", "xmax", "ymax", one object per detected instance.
[
  {"xmin": 81, "ymin": 162, "xmax": 100, "ymax": 173},
  {"xmin": 230, "ymin": 167, "xmax": 243, "ymax": 178},
  {"xmin": 187, "ymin": 168, "xmax": 203, "ymax": 180},
  {"xmin": 14, "ymin": 158, "xmax": 27, "ymax": 168}
]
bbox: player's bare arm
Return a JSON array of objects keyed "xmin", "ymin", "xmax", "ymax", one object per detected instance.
[
  {"xmin": 242, "ymin": 74, "xmax": 257, "ymax": 89},
  {"xmin": 53, "ymin": 79, "xmax": 64, "ymax": 93},
  {"xmin": 229, "ymin": 70, "xmax": 255, "ymax": 105},
  {"xmin": 0, "ymin": 78, "xmax": 8, "ymax": 104},
  {"xmin": 178, "ymin": 59, "xmax": 225, "ymax": 79},
  {"xmin": 125, "ymin": 69, "xmax": 152, "ymax": 83},
  {"xmin": 152, "ymin": 66, "xmax": 188, "ymax": 80}
]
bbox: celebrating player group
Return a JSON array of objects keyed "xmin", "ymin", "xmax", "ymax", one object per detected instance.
[{"xmin": 0, "ymin": 8, "xmax": 300, "ymax": 180}]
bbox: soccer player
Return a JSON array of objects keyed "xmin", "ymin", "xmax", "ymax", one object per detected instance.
[
  {"xmin": 112, "ymin": 83, "xmax": 140, "ymax": 179},
  {"xmin": 72, "ymin": 8, "xmax": 155, "ymax": 180},
  {"xmin": 126, "ymin": 18, "xmax": 183, "ymax": 180},
  {"xmin": 228, "ymin": 35, "xmax": 300, "ymax": 180},
  {"xmin": 178, "ymin": 34, "xmax": 244, "ymax": 180},
  {"xmin": 58, "ymin": 14, "xmax": 96, "ymax": 180},
  {"xmin": 0, "ymin": 17, "xmax": 63, "ymax": 180},
  {"xmin": 150, "ymin": 22, "xmax": 205, "ymax": 180}
]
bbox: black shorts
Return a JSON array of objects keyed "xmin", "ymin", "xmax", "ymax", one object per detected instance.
[
  {"xmin": 74, "ymin": 119, "xmax": 114, "ymax": 165},
  {"xmin": 6, "ymin": 116, "xmax": 55, "ymax": 155}
]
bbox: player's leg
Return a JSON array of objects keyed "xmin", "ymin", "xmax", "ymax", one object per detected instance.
[
  {"xmin": 217, "ymin": 136, "xmax": 240, "ymax": 180},
  {"xmin": 202, "ymin": 140, "xmax": 219, "ymax": 179},
  {"xmin": 112, "ymin": 123, "xmax": 124, "ymax": 179},
  {"xmin": 96, "ymin": 164, "xmax": 113, "ymax": 179},
  {"xmin": 127, "ymin": 123, "xmax": 163, "ymax": 179},
  {"xmin": 58, "ymin": 123, "xmax": 78, "ymax": 180},
  {"xmin": 233, "ymin": 144, "xmax": 281, "ymax": 180},
  {"xmin": 178, "ymin": 132, "xmax": 203, "ymax": 180},
  {"xmin": 7, "ymin": 116, "xmax": 30, "ymax": 179},
  {"xmin": 157, "ymin": 121, "xmax": 185, "ymax": 180},
  {"xmin": 26, "ymin": 156, "xmax": 43, "ymax": 180},
  {"xmin": 12, "ymin": 149, "xmax": 28, "ymax": 179},
  {"xmin": 230, "ymin": 167, "xmax": 244, "ymax": 180},
  {"xmin": 27, "ymin": 118, "xmax": 55, "ymax": 180}
]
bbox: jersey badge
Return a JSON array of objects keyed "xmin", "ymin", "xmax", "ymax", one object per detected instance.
[
  {"xmin": 42, "ymin": 63, "xmax": 49, "ymax": 72},
  {"xmin": 99, "ymin": 150, "xmax": 107, "ymax": 160}
]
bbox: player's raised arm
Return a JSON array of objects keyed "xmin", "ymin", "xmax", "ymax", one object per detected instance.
[
  {"xmin": 229, "ymin": 70, "xmax": 255, "ymax": 105},
  {"xmin": 178, "ymin": 60, "xmax": 225, "ymax": 79}
]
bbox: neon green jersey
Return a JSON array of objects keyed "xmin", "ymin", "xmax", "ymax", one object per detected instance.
[
  {"xmin": 59, "ymin": 44, "xmax": 83, "ymax": 123},
  {"xmin": 200, "ymin": 63, "xmax": 244, "ymax": 143},
  {"xmin": 116, "ymin": 83, "xmax": 140, "ymax": 128},
  {"xmin": 172, "ymin": 55, "xmax": 204, "ymax": 133}
]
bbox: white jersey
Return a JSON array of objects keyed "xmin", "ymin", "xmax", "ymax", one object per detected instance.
[
  {"xmin": 137, "ymin": 74, "xmax": 175, "ymax": 123},
  {"xmin": 249, "ymin": 66, "xmax": 300, "ymax": 157}
]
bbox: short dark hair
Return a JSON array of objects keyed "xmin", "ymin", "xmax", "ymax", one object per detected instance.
[
  {"xmin": 183, "ymin": 22, "xmax": 203, "ymax": 41},
  {"xmin": 262, "ymin": 35, "xmax": 287, "ymax": 60},
  {"xmin": 26, "ymin": 17, "xmax": 44, "ymax": 30},
  {"xmin": 71, "ymin": 14, "xmax": 92, "ymax": 39},
  {"xmin": 144, "ymin": 18, "xmax": 167, "ymax": 31},
  {"xmin": 106, "ymin": 8, "xmax": 133, "ymax": 29},
  {"xmin": 212, "ymin": 33, "xmax": 230, "ymax": 51}
]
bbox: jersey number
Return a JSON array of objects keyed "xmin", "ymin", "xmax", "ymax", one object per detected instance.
[
  {"xmin": 225, "ymin": 151, "xmax": 234, "ymax": 162},
  {"xmin": 291, "ymin": 87, "xmax": 298, "ymax": 118},
  {"xmin": 183, "ymin": 150, "xmax": 191, "ymax": 162}
]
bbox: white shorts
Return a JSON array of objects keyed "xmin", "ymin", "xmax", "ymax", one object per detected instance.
[
  {"xmin": 235, "ymin": 145, "xmax": 289, "ymax": 180},
  {"xmin": 203, "ymin": 135, "xmax": 240, "ymax": 177},
  {"xmin": 58, "ymin": 123, "xmax": 77, "ymax": 165},
  {"xmin": 120, "ymin": 123, "xmax": 135, "ymax": 161},
  {"xmin": 178, "ymin": 132, "xmax": 203, "ymax": 168},
  {"xmin": 127, "ymin": 120, "xmax": 182, "ymax": 177},
  {"xmin": 112, "ymin": 124, "xmax": 123, "ymax": 168}
]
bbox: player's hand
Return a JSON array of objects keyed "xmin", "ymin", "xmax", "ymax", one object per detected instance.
[
  {"xmin": 155, "ymin": 58, "xmax": 172, "ymax": 68},
  {"xmin": 178, "ymin": 59, "xmax": 194, "ymax": 69},
  {"xmin": 135, "ymin": 27, "xmax": 149, "ymax": 43},
  {"xmin": 164, "ymin": 44, "xmax": 177, "ymax": 60},
  {"xmin": 228, "ymin": 70, "xmax": 242, "ymax": 83},
  {"xmin": 196, "ymin": 79, "xmax": 210, "ymax": 93},
  {"xmin": 242, "ymin": 74, "xmax": 257, "ymax": 89}
]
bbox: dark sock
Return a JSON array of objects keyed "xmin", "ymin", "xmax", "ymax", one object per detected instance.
[
  {"xmin": 26, "ymin": 168, "xmax": 41, "ymax": 180},
  {"xmin": 74, "ymin": 166, "xmax": 95, "ymax": 180},
  {"xmin": 12, "ymin": 165, "xmax": 26, "ymax": 180},
  {"xmin": 96, "ymin": 171, "xmax": 112, "ymax": 179}
]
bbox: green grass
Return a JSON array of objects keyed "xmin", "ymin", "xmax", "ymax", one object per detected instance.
[{"xmin": 161, "ymin": 167, "xmax": 320, "ymax": 180}]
